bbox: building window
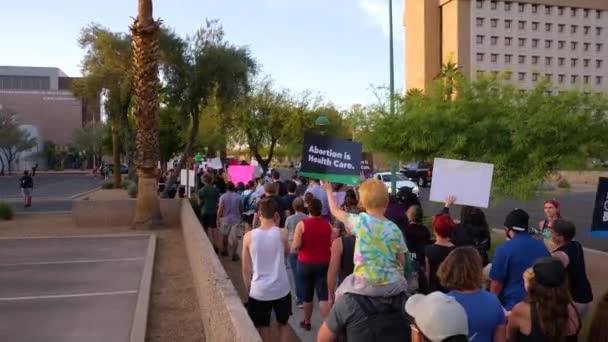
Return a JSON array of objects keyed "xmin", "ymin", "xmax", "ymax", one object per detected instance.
[
  {"xmin": 491, "ymin": 36, "xmax": 498, "ymax": 45},
  {"xmin": 558, "ymin": 40, "xmax": 565, "ymax": 49},
  {"xmin": 491, "ymin": 19, "xmax": 498, "ymax": 28},
  {"xmin": 545, "ymin": 74, "xmax": 553, "ymax": 81},
  {"xmin": 558, "ymin": 57, "xmax": 565, "ymax": 66},
  {"xmin": 476, "ymin": 0, "xmax": 483, "ymax": 9},
  {"xmin": 597, "ymin": 76, "xmax": 603, "ymax": 85},
  {"xmin": 518, "ymin": 72, "xmax": 526, "ymax": 81},
  {"xmin": 532, "ymin": 56, "xmax": 539, "ymax": 65},
  {"xmin": 558, "ymin": 24, "xmax": 565, "ymax": 33},
  {"xmin": 571, "ymin": 58, "xmax": 578, "ymax": 67},
  {"xmin": 519, "ymin": 21, "xmax": 526, "ymax": 30},
  {"xmin": 491, "ymin": 1, "xmax": 497, "ymax": 10},
  {"xmin": 598, "ymin": 27, "xmax": 603, "ymax": 36},
  {"xmin": 571, "ymin": 75, "xmax": 578, "ymax": 84},
  {"xmin": 476, "ymin": 35, "xmax": 484, "ymax": 44},
  {"xmin": 505, "ymin": 20, "xmax": 512, "ymax": 29},
  {"xmin": 532, "ymin": 4, "xmax": 538, "ymax": 13},
  {"xmin": 571, "ymin": 25, "xmax": 578, "ymax": 34},
  {"xmin": 491, "ymin": 53, "xmax": 498, "ymax": 63},
  {"xmin": 545, "ymin": 6, "xmax": 551, "ymax": 15},
  {"xmin": 518, "ymin": 38, "xmax": 526, "ymax": 47},
  {"xmin": 585, "ymin": 26, "xmax": 591, "ymax": 35},
  {"xmin": 584, "ymin": 9, "xmax": 590, "ymax": 18},
  {"xmin": 532, "ymin": 39, "xmax": 539, "ymax": 48},
  {"xmin": 505, "ymin": 37, "xmax": 512, "ymax": 46},
  {"xmin": 532, "ymin": 73, "xmax": 539, "ymax": 82},
  {"xmin": 558, "ymin": 74, "xmax": 565, "ymax": 83},
  {"xmin": 545, "ymin": 40, "xmax": 552, "ymax": 49},
  {"xmin": 571, "ymin": 8, "xmax": 577, "ymax": 17},
  {"xmin": 597, "ymin": 60, "xmax": 603, "ymax": 69},
  {"xmin": 597, "ymin": 10, "xmax": 603, "ymax": 19},
  {"xmin": 477, "ymin": 53, "xmax": 484, "ymax": 62},
  {"xmin": 532, "ymin": 22, "xmax": 539, "ymax": 31},
  {"xmin": 518, "ymin": 55, "xmax": 526, "ymax": 64},
  {"xmin": 545, "ymin": 23, "xmax": 552, "ymax": 32},
  {"xmin": 584, "ymin": 75, "xmax": 591, "ymax": 84},
  {"xmin": 571, "ymin": 41, "xmax": 578, "ymax": 51},
  {"xmin": 505, "ymin": 54, "xmax": 512, "ymax": 64},
  {"xmin": 597, "ymin": 43, "xmax": 603, "ymax": 52},
  {"xmin": 584, "ymin": 59, "xmax": 590, "ymax": 67},
  {"xmin": 545, "ymin": 57, "xmax": 552, "ymax": 66},
  {"xmin": 558, "ymin": 7, "xmax": 564, "ymax": 16},
  {"xmin": 476, "ymin": 17, "xmax": 484, "ymax": 27},
  {"xmin": 584, "ymin": 43, "xmax": 591, "ymax": 51},
  {"xmin": 518, "ymin": 3, "xmax": 524, "ymax": 13},
  {"xmin": 505, "ymin": 2, "xmax": 512, "ymax": 11}
]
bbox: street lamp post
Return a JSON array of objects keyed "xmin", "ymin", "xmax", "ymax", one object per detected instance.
[{"xmin": 388, "ymin": 0, "xmax": 398, "ymax": 194}]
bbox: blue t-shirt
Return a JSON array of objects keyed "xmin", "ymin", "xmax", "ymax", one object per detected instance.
[
  {"xmin": 489, "ymin": 233, "xmax": 550, "ymax": 310},
  {"xmin": 448, "ymin": 290, "xmax": 506, "ymax": 342}
]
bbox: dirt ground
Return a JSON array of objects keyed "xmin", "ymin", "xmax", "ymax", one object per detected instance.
[{"xmin": 0, "ymin": 214, "xmax": 205, "ymax": 342}]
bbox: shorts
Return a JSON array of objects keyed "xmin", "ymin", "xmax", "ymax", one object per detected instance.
[
  {"xmin": 219, "ymin": 222, "xmax": 243, "ymax": 239},
  {"xmin": 201, "ymin": 213, "xmax": 217, "ymax": 229},
  {"xmin": 247, "ymin": 293, "xmax": 292, "ymax": 327},
  {"xmin": 22, "ymin": 188, "xmax": 32, "ymax": 197},
  {"xmin": 297, "ymin": 261, "xmax": 329, "ymax": 302}
]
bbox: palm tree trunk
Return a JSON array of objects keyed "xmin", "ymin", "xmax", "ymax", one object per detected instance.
[
  {"xmin": 131, "ymin": 0, "xmax": 162, "ymax": 229},
  {"xmin": 111, "ymin": 121, "xmax": 122, "ymax": 188}
]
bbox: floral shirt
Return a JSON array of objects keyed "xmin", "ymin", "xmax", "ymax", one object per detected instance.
[{"xmin": 343, "ymin": 213, "xmax": 408, "ymax": 285}]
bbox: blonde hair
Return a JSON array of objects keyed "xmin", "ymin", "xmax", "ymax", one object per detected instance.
[
  {"xmin": 359, "ymin": 179, "xmax": 389, "ymax": 210},
  {"xmin": 523, "ymin": 268, "xmax": 534, "ymax": 291}
]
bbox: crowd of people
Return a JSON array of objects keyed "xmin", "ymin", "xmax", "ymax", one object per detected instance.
[{"xmin": 190, "ymin": 166, "xmax": 606, "ymax": 342}]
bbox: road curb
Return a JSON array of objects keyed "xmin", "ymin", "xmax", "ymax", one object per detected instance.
[
  {"xmin": 71, "ymin": 187, "xmax": 101, "ymax": 200},
  {"xmin": 129, "ymin": 234, "xmax": 156, "ymax": 342}
]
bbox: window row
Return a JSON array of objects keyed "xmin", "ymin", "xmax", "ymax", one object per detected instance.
[
  {"xmin": 475, "ymin": 35, "xmax": 604, "ymax": 52},
  {"xmin": 476, "ymin": 70, "xmax": 604, "ymax": 86},
  {"xmin": 476, "ymin": 18, "xmax": 604, "ymax": 36},
  {"xmin": 476, "ymin": 1, "xmax": 603, "ymax": 19},
  {"xmin": 476, "ymin": 53, "xmax": 604, "ymax": 68}
]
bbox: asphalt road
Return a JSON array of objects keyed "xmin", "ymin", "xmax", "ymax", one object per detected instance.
[{"xmin": 417, "ymin": 188, "xmax": 608, "ymax": 252}]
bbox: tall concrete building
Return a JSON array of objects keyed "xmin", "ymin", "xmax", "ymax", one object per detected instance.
[{"xmin": 405, "ymin": 0, "xmax": 608, "ymax": 92}]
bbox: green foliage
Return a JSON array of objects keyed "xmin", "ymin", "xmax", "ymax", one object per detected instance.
[
  {"xmin": 366, "ymin": 72, "xmax": 608, "ymax": 200},
  {"xmin": 121, "ymin": 179, "xmax": 133, "ymax": 190},
  {"xmin": 159, "ymin": 106, "xmax": 183, "ymax": 164},
  {"xmin": 71, "ymin": 121, "xmax": 106, "ymax": 166},
  {"xmin": 557, "ymin": 179, "xmax": 571, "ymax": 189},
  {"xmin": 0, "ymin": 109, "xmax": 37, "ymax": 174},
  {"xmin": 127, "ymin": 182, "xmax": 138, "ymax": 198},
  {"xmin": 41, "ymin": 141, "xmax": 60, "ymax": 170},
  {"xmin": 0, "ymin": 202, "xmax": 14, "ymax": 220},
  {"xmin": 101, "ymin": 180, "xmax": 114, "ymax": 189}
]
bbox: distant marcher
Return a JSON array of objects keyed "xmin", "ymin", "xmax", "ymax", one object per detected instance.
[
  {"xmin": 32, "ymin": 163, "xmax": 38, "ymax": 176},
  {"xmin": 272, "ymin": 169, "xmax": 288, "ymax": 197},
  {"xmin": 252, "ymin": 182, "xmax": 284, "ymax": 228},
  {"xmin": 19, "ymin": 170, "xmax": 34, "ymax": 208},
  {"xmin": 490, "ymin": 209, "xmax": 551, "ymax": 311},
  {"xmin": 214, "ymin": 169, "xmax": 227, "ymax": 194},
  {"xmin": 285, "ymin": 198, "xmax": 308, "ymax": 307},
  {"xmin": 341, "ymin": 189, "xmax": 359, "ymax": 214},
  {"xmin": 538, "ymin": 199, "xmax": 561, "ymax": 237},
  {"xmin": 385, "ymin": 193, "xmax": 408, "ymax": 233},
  {"xmin": 507, "ymin": 257, "xmax": 581, "ymax": 341},
  {"xmin": 236, "ymin": 181, "xmax": 245, "ymax": 194},
  {"xmin": 405, "ymin": 291, "xmax": 469, "ymax": 342},
  {"xmin": 451, "ymin": 206, "xmax": 492, "ymax": 266},
  {"xmin": 550, "ymin": 220, "xmax": 593, "ymax": 317},
  {"xmin": 241, "ymin": 181, "xmax": 257, "ymax": 230},
  {"xmin": 326, "ymin": 230, "xmax": 356, "ymax": 308},
  {"xmin": 302, "ymin": 192, "xmax": 314, "ymax": 215},
  {"xmin": 217, "ymin": 182, "xmax": 243, "ymax": 261},
  {"xmin": 332, "ymin": 183, "xmax": 347, "ymax": 209},
  {"xmin": 282, "ymin": 180, "xmax": 298, "ymax": 217},
  {"xmin": 305, "ymin": 179, "xmax": 330, "ymax": 220},
  {"xmin": 424, "ymin": 208, "xmax": 456, "ymax": 294},
  {"xmin": 588, "ymin": 291, "xmax": 608, "ymax": 342},
  {"xmin": 242, "ymin": 198, "xmax": 292, "ymax": 342},
  {"xmin": 296, "ymin": 176, "xmax": 308, "ymax": 196},
  {"xmin": 439, "ymin": 247, "xmax": 507, "ymax": 342},
  {"xmin": 197, "ymin": 174, "xmax": 220, "ymax": 252},
  {"xmin": 405, "ymin": 205, "xmax": 432, "ymax": 293}
]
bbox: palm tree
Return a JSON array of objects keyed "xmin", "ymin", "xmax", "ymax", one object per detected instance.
[
  {"xmin": 131, "ymin": 0, "xmax": 162, "ymax": 228},
  {"xmin": 437, "ymin": 60, "xmax": 462, "ymax": 101}
]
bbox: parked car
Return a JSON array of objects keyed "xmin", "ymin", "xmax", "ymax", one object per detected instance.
[
  {"xmin": 106, "ymin": 163, "xmax": 129, "ymax": 175},
  {"xmin": 373, "ymin": 172, "xmax": 419, "ymax": 195},
  {"xmin": 401, "ymin": 161, "xmax": 433, "ymax": 187}
]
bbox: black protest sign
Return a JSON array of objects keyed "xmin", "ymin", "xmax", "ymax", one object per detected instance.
[
  {"xmin": 361, "ymin": 152, "xmax": 374, "ymax": 177},
  {"xmin": 591, "ymin": 177, "xmax": 608, "ymax": 237},
  {"xmin": 300, "ymin": 131, "xmax": 362, "ymax": 185}
]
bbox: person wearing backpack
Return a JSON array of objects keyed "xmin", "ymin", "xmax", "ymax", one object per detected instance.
[
  {"xmin": 19, "ymin": 170, "xmax": 34, "ymax": 208},
  {"xmin": 241, "ymin": 181, "xmax": 257, "ymax": 231}
]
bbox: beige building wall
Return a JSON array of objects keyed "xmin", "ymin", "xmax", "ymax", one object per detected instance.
[
  {"xmin": 405, "ymin": 0, "xmax": 442, "ymax": 91},
  {"xmin": 440, "ymin": 0, "xmax": 472, "ymax": 78}
]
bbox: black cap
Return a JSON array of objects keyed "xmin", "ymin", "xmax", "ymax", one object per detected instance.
[
  {"xmin": 533, "ymin": 257, "xmax": 566, "ymax": 288},
  {"xmin": 504, "ymin": 209, "xmax": 529, "ymax": 232}
]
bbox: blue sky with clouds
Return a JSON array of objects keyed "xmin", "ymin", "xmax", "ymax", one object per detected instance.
[{"xmin": 1, "ymin": 0, "xmax": 405, "ymax": 108}]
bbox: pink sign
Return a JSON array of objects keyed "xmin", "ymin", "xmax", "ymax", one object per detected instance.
[{"xmin": 228, "ymin": 165, "xmax": 254, "ymax": 185}]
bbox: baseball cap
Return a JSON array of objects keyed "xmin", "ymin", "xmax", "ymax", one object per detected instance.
[
  {"xmin": 405, "ymin": 292, "xmax": 469, "ymax": 342},
  {"xmin": 533, "ymin": 257, "xmax": 566, "ymax": 288},
  {"xmin": 504, "ymin": 208, "xmax": 529, "ymax": 232}
]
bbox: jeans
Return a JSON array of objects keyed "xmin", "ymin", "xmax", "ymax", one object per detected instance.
[{"xmin": 288, "ymin": 252, "xmax": 303, "ymax": 303}]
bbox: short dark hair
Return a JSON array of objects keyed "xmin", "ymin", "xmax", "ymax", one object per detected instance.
[
  {"xmin": 271, "ymin": 169, "xmax": 281, "ymax": 180},
  {"xmin": 246, "ymin": 180, "xmax": 255, "ymax": 189},
  {"xmin": 264, "ymin": 182, "xmax": 278, "ymax": 196},
  {"xmin": 202, "ymin": 173, "xmax": 212, "ymax": 184},
  {"xmin": 226, "ymin": 181, "xmax": 236, "ymax": 192},
  {"xmin": 552, "ymin": 220, "xmax": 576, "ymax": 241},
  {"xmin": 258, "ymin": 197, "xmax": 278, "ymax": 219},
  {"xmin": 308, "ymin": 198, "xmax": 323, "ymax": 217},
  {"xmin": 293, "ymin": 197, "xmax": 305, "ymax": 212},
  {"xmin": 286, "ymin": 180, "xmax": 297, "ymax": 193}
]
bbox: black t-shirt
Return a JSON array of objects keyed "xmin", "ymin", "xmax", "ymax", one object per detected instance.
[
  {"xmin": 555, "ymin": 241, "xmax": 593, "ymax": 303},
  {"xmin": 20, "ymin": 175, "xmax": 33, "ymax": 188},
  {"xmin": 214, "ymin": 177, "xmax": 226, "ymax": 194},
  {"xmin": 404, "ymin": 223, "xmax": 431, "ymax": 264},
  {"xmin": 281, "ymin": 194, "xmax": 298, "ymax": 216},
  {"xmin": 275, "ymin": 180, "xmax": 287, "ymax": 197},
  {"xmin": 424, "ymin": 244, "xmax": 455, "ymax": 293}
]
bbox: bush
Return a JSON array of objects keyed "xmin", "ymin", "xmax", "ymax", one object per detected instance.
[
  {"xmin": 0, "ymin": 202, "xmax": 14, "ymax": 220},
  {"xmin": 557, "ymin": 179, "xmax": 571, "ymax": 189},
  {"xmin": 122, "ymin": 179, "xmax": 133, "ymax": 190},
  {"xmin": 127, "ymin": 182, "xmax": 138, "ymax": 198},
  {"xmin": 101, "ymin": 180, "xmax": 114, "ymax": 189}
]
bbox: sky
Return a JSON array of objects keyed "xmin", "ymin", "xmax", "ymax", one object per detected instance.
[{"xmin": 0, "ymin": 0, "xmax": 405, "ymax": 109}]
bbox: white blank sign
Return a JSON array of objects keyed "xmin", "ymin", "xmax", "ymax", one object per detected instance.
[{"xmin": 429, "ymin": 158, "xmax": 494, "ymax": 208}]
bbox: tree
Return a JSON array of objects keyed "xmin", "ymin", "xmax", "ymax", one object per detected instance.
[
  {"xmin": 131, "ymin": 0, "xmax": 163, "ymax": 228},
  {"xmin": 71, "ymin": 121, "xmax": 106, "ymax": 169},
  {"xmin": 366, "ymin": 72, "xmax": 608, "ymax": 199},
  {"xmin": 158, "ymin": 106, "xmax": 182, "ymax": 171},
  {"xmin": 74, "ymin": 24, "xmax": 133, "ymax": 188},
  {"xmin": 0, "ymin": 110, "xmax": 36, "ymax": 175}
]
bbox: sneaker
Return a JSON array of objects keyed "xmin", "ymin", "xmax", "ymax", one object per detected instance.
[
  {"xmin": 231, "ymin": 254, "xmax": 240, "ymax": 262},
  {"xmin": 299, "ymin": 321, "xmax": 311, "ymax": 331}
]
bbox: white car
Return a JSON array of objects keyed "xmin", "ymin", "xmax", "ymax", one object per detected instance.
[{"xmin": 373, "ymin": 172, "xmax": 420, "ymax": 195}]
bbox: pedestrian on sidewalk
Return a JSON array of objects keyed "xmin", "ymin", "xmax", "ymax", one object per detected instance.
[
  {"xmin": 197, "ymin": 173, "xmax": 220, "ymax": 252},
  {"xmin": 217, "ymin": 182, "xmax": 243, "ymax": 261},
  {"xmin": 242, "ymin": 197, "xmax": 292, "ymax": 342},
  {"xmin": 284, "ymin": 198, "xmax": 307, "ymax": 307},
  {"xmin": 19, "ymin": 170, "xmax": 33, "ymax": 208}
]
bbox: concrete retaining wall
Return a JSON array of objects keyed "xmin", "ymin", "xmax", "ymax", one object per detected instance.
[
  {"xmin": 180, "ymin": 201, "xmax": 262, "ymax": 342},
  {"xmin": 72, "ymin": 199, "xmax": 181, "ymax": 227}
]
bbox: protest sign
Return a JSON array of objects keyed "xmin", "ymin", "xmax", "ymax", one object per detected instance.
[
  {"xmin": 429, "ymin": 158, "xmax": 494, "ymax": 208},
  {"xmin": 300, "ymin": 131, "xmax": 362, "ymax": 185},
  {"xmin": 360, "ymin": 152, "xmax": 374, "ymax": 177},
  {"xmin": 207, "ymin": 157, "xmax": 223, "ymax": 170},
  {"xmin": 591, "ymin": 177, "xmax": 608, "ymax": 237},
  {"xmin": 228, "ymin": 165, "xmax": 254, "ymax": 185}
]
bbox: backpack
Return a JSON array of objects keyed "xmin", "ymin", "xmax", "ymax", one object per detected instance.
[
  {"xmin": 344, "ymin": 293, "xmax": 410, "ymax": 342},
  {"xmin": 243, "ymin": 191, "xmax": 256, "ymax": 212}
]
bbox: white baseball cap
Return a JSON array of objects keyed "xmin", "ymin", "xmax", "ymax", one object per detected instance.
[{"xmin": 405, "ymin": 292, "xmax": 469, "ymax": 342}]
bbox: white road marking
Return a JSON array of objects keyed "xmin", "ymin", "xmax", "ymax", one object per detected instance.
[
  {"xmin": 0, "ymin": 290, "xmax": 138, "ymax": 302},
  {"xmin": 0, "ymin": 257, "xmax": 144, "ymax": 267}
]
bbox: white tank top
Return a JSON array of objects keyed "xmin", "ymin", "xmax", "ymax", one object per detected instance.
[{"xmin": 249, "ymin": 226, "xmax": 291, "ymax": 301}]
